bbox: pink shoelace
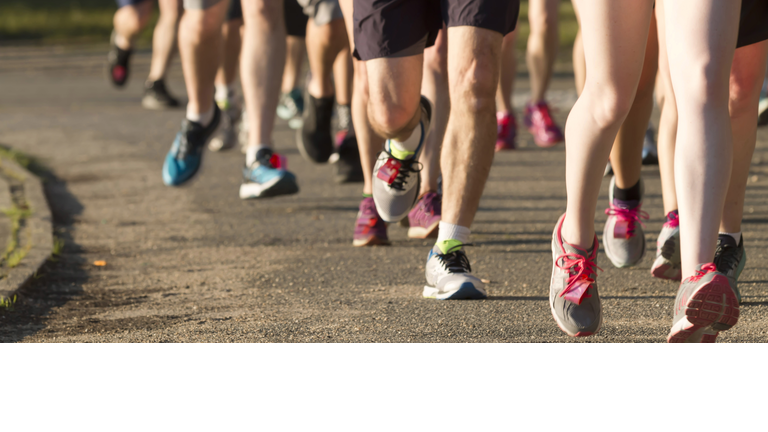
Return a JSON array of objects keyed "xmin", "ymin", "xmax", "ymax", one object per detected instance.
[
  {"xmin": 555, "ymin": 250, "xmax": 603, "ymax": 305},
  {"xmin": 686, "ymin": 262, "xmax": 717, "ymax": 283},
  {"xmin": 605, "ymin": 204, "xmax": 649, "ymax": 238},
  {"xmin": 664, "ymin": 211, "xmax": 680, "ymax": 228}
]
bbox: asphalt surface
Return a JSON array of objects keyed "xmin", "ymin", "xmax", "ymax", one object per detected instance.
[{"xmin": 1, "ymin": 45, "xmax": 767, "ymax": 342}]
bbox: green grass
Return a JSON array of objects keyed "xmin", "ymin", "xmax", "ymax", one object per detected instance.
[
  {"xmin": 0, "ymin": 295, "xmax": 17, "ymax": 310},
  {"xmin": 0, "ymin": 0, "xmax": 578, "ymax": 48}
]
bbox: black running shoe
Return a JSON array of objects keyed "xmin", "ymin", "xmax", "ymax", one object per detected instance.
[
  {"xmin": 333, "ymin": 127, "xmax": 363, "ymax": 183},
  {"xmin": 297, "ymin": 94, "xmax": 334, "ymax": 163},
  {"xmin": 107, "ymin": 31, "xmax": 131, "ymax": 87},
  {"xmin": 714, "ymin": 234, "xmax": 747, "ymax": 303},
  {"xmin": 142, "ymin": 79, "xmax": 181, "ymax": 110}
]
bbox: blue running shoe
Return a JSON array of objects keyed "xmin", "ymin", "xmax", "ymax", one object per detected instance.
[
  {"xmin": 162, "ymin": 106, "xmax": 221, "ymax": 186},
  {"xmin": 239, "ymin": 148, "xmax": 299, "ymax": 199}
]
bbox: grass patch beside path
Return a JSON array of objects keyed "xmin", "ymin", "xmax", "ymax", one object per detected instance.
[{"xmin": 1, "ymin": 0, "xmax": 578, "ymax": 48}]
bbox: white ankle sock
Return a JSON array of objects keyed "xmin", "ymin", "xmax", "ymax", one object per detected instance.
[
  {"xmin": 390, "ymin": 120, "xmax": 423, "ymax": 155},
  {"xmin": 719, "ymin": 231, "xmax": 742, "ymax": 244},
  {"xmin": 215, "ymin": 82, "xmax": 237, "ymax": 104},
  {"xmin": 246, "ymin": 144, "xmax": 271, "ymax": 166},
  {"xmin": 437, "ymin": 222, "xmax": 470, "ymax": 245},
  {"xmin": 187, "ymin": 105, "xmax": 214, "ymax": 127}
]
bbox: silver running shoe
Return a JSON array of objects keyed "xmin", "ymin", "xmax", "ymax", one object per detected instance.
[
  {"xmin": 209, "ymin": 98, "xmax": 242, "ymax": 152},
  {"xmin": 423, "ymin": 244, "xmax": 486, "ymax": 300},
  {"xmin": 550, "ymin": 214, "xmax": 602, "ymax": 337},
  {"xmin": 603, "ymin": 177, "xmax": 648, "ymax": 268},
  {"xmin": 372, "ymin": 96, "xmax": 432, "ymax": 222},
  {"xmin": 650, "ymin": 211, "xmax": 682, "ymax": 281},
  {"xmin": 667, "ymin": 263, "xmax": 739, "ymax": 343}
]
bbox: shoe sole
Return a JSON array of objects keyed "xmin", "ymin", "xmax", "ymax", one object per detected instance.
[
  {"xmin": 239, "ymin": 175, "xmax": 299, "ymax": 199},
  {"xmin": 142, "ymin": 96, "xmax": 178, "ymax": 111},
  {"xmin": 650, "ymin": 258, "xmax": 682, "ymax": 281},
  {"xmin": 408, "ymin": 221, "xmax": 439, "ymax": 239},
  {"xmin": 667, "ymin": 274, "xmax": 740, "ymax": 343},
  {"xmin": 352, "ymin": 236, "xmax": 390, "ymax": 247},
  {"xmin": 422, "ymin": 282, "xmax": 487, "ymax": 300}
]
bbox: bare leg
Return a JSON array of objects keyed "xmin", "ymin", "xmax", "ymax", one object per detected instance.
[
  {"xmin": 562, "ymin": 0, "xmax": 653, "ymax": 249},
  {"xmin": 420, "ymin": 29, "xmax": 449, "ymax": 195},
  {"xmin": 178, "ymin": 2, "xmax": 228, "ymax": 117},
  {"xmin": 147, "ymin": 0, "xmax": 182, "ymax": 82},
  {"xmin": 664, "ymin": 0, "xmax": 740, "ymax": 277},
  {"xmin": 306, "ymin": 18, "xmax": 348, "ymax": 99},
  {"xmin": 333, "ymin": 46, "xmax": 353, "ymax": 106},
  {"xmin": 113, "ymin": 1, "xmax": 153, "ymax": 50},
  {"xmin": 215, "ymin": 18, "xmax": 243, "ymax": 88},
  {"xmin": 241, "ymin": 0, "xmax": 286, "ymax": 148},
  {"xmin": 527, "ymin": 0, "xmax": 561, "ymax": 103},
  {"xmin": 655, "ymin": 1, "xmax": 679, "ymax": 215},
  {"xmin": 496, "ymin": 27, "xmax": 518, "ymax": 113},
  {"xmin": 721, "ymin": 40, "xmax": 768, "ymax": 233},
  {"xmin": 441, "ymin": 26, "xmax": 503, "ymax": 227},
  {"xmin": 571, "ymin": 1, "xmax": 585, "ymax": 95},
  {"xmin": 282, "ymin": 36, "xmax": 306, "ymax": 94}
]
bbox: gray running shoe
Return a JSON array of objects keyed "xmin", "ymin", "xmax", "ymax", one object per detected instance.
[
  {"xmin": 714, "ymin": 234, "xmax": 747, "ymax": 303},
  {"xmin": 603, "ymin": 177, "xmax": 648, "ymax": 268},
  {"xmin": 650, "ymin": 211, "xmax": 682, "ymax": 280},
  {"xmin": 667, "ymin": 263, "xmax": 739, "ymax": 343},
  {"xmin": 423, "ymin": 243, "xmax": 486, "ymax": 300},
  {"xmin": 209, "ymin": 98, "xmax": 242, "ymax": 152},
  {"xmin": 550, "ymin": 214, "xmax": 602, "ymax": 337},
  {"xmin": 641, "ymin": 126, "xmax": 658, "ymax": 165},
  {"xmin": 372, "ymin": 96, "xmax": 432, "ymax": 222}
]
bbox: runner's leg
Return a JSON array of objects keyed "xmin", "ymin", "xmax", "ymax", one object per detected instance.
[
  {"xmin": 495, "ymin": 27, "xmax": 518, "ymax": 151},
  {"xmin": 147, "ymin": 0, "xmax": 182, "ymax": 82}
]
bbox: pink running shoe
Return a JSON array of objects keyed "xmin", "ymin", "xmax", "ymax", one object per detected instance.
[
  {"xmin": 353, "ymin": 197, "xmax": 389, "ymax": 247},
  {"xmin": 651, "ymin": 210, "xmax": 682, "ymax": 281},
  {"xmin": 407, "ymin": 191, "xmax": 441, "ymax": 239},
  {"xmin": 495, "ymin": 111, "xmax": 517, "ymax": 151},
  {"xmin": 667, "ymin": 263, "xmax": 739, "ymax": 343},
  {"xmin": 523, "ymin": 101, "xmax": 564, "ymax": 148}
]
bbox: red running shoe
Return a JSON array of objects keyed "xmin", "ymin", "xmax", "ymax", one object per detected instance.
[
  {"xmin": 523, "ymin": 101, "xmax": 564, "ymax": 148},
  {"xmin": 495, "ymin": 111, "xmax": 517, "ymax": 151},
  {"xmin": 353, "ymin": 197, "xmax": 389, "ymax": 247}
]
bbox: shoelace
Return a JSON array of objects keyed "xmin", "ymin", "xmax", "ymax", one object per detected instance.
[
  {"xmin": 605, "ymin": 204, "xmax": 649, "ymax": 237},
  {"xmin": 176, "ymin": 124, "xmax": 194, "ymax": 160},
  {"xmin": 714, "ymin": 242, "xmax": 740, "ymax": 273},
  {"xmin": 379, "ymin": 151, "xmax": 422, "ymax": 191},
  {"xmin": 664, "ymin": 211, "xmax": 680, "ymax": 228},
  {"xmin": 556, "ymin": 251, "xmax": 602, "ymax": 304},
  {"xmin": 437, "ymin": 243, "xmax": 473, "ymax": 274},
  {"xmin": 687, "ymin": 263, "xmax": 717, "ymax": 282}
]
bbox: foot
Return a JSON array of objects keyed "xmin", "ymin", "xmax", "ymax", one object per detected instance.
[
  {"xmin": 423, "ymin": 243, "xmax": 486, "ymax": 300},
  {"xmin": 277, "ymin": 88, "xmax": 304, "ymax": 129},
  {"xmin": 107, "ymin": 31, "xmax": 131, "ymax": 87},
  {"xmin": 333, "ymin": 128, "xmax": 364, "ymax": 183},
  {"xmin": 495, "ymin": 111, "xmax": 517, "ymax": 151},
  {"xmin": 523, "ymin": 101, "xmax": 564, "ymax": 148},
  {"xmin": 714, "ymin": 234, "xmax": 747, "ymax": 303},
  {"xmin": 209, "ymin": 98, "xmax": 242, "ymax": 152},
  {"xmin": 641, "ymin": 126, "xmax": 658, "ymax": 165},
  {"xmin": 650, "ymin": 211, "xmax": 682, "ymax": 281},
  {"xmin": 407, "ymin": 192, "xmax": 441, "ymax": 239},
  {"xmin": 603, "ymin": 177, "xmax": 648, "ymax": 268},
  {"xmin": 297, "ymin": 94, "xmax": 334, "ymax": 163},
  {"xmin": 142, "ymin": 79, "xmax": 180, "ymax": 110},
  {"xmin": 353, "ymin": 197, "xmax": 389, "ymax": 247},
  {"xmin": 240, "ymin": 148, "xmax": 299, "ymax": 199},
  {"xmin": 667, "ymin": 263, "xmax": 739, "ymax": 343},
  {"xmin": 372, "ymin": 96, "xmax": 432, "ymax": 222},
  {"xmin": 162, "ymin": 106, "xmax": 221, "ymax": 186},
  {"xmin": 550, "ymin": 214, "xmax": 602, "ymax": 337}
]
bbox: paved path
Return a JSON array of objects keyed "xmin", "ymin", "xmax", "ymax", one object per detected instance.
[{"xmin": 1, "ymin": 46, "xmax": 767, "ymax": 342}]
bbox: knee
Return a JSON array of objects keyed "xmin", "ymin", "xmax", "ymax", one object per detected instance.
[
  {"xmin": 583, "ymin": 89, "xmax": 634, "ymax": 130},
  {"xmin": 449, "ymin": 52, "xmax": 498, "ymax": 115},
  {"xmin": 676, "ymin": 59, "xmax": 731, "ymax": 108},
  {"xmin": 368, "ymin": 97, "xmax": 417, "ymax": 137},
  {"xmin": 728, "ymin": 67, "xmax": 763, "ymax": 119},
  {"xmin": 529, "ymin": 10, "xmax": 557, "ymax": 37},
  {"xmin": 244, "ymin": 0, "xmax": 282, "ymax": 29}
]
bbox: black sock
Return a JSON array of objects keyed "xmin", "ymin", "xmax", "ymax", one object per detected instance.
[{"xmin": 614, "ymin": 180, "xmax": 642, "ymax": 202}]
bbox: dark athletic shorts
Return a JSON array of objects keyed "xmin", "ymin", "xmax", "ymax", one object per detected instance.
[
  {"xmin": 116, "ymin": 0, "xmax": 149, "ymax": 7},
  {"xmin": 285, "ymin": 0, "xmax": 310, "ymax": 37},
  {"xmin": 227, "ymin": 0, "xmax": 243, "ymax": 21},
  {"xmin": 737, "ymin": 0, "xmax": 768, "ymax": 48},
  {"xmin": 353, "ymin": 0, "xmax": 520, "ymax": 60}
]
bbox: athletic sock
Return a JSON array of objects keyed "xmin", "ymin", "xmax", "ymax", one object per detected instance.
[
  {"xmin": 435, "ymin": 222, "xmax": 470, "ymax": 254},
  {"xmin": 719, "ymin": 231, "xmax": 742, "ymax": 246},
  {"xmin": 613, "ymin": 179, "xmax": 642, "ymax": 205},
  {"xmin": 390, "ymin": 119, "xmax": 423, "ymax": 160},
  {"xmin": 246, "ymin": 144, "xmax": 271, "ymax": 166},
  {"xmin": 665, "ymin": 209, "xmax": 679, "ymax": 223},
  {"xmin": 362, "ymin": 193, "xmax": 372, "ymax": 198},
  {"xmin": 337, "ymin": 104, "xmax": 351, "ymax": 132},
  {"xmin": 215, "ymin": 82, "xmax": 237, "ymax": 106},
  {"xmin": 187, "ymin": 105, "xmax": 214, "ymax": 127}
]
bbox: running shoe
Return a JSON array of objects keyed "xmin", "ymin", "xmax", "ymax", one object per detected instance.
[
  {"xmin": 407, "ymin": 192, "xmax": 441, "ymax": 239},
  {"xmin": 603, "ymin": 177, "xmax": 648, "ymax": 268},
  {"xmin": 298, "ymin": 94, "xmax": 335, "ymax": 163},
  {"xmin": 107, "ymin": 31, "xmax": 131, "ymax": 87},
  {"xmin": 162, "ymin": 106, "xmax": 221, "ymax": 186},
  {"xmin": 353, "ymin": 197, "xmax": 389, "ymax": 247},
  {"xmin": 650, "ymin": 210, "xmax": 682, "ymax": 281},
  {"xmin": 523, "ymin": 101, "xmax": 564, "ymax": 148},
  {"xmin": 209, "ymin": 97, "xmax": 242, "ymax": 152},
  {"xmin": 667, "ymin": 263, "xmax": 739, "ymax": 343},
  {"xmin": 142, "ymin": 79, "xmax": 180, "ymax": 110},
  {"xmin": 641, "ymin": 126, "xmax": 658, "ymax": 165},
  {"xmin": 372, "ymin": 96, "xmax": 432, "ymax": 222},
  {"xmin": 758, "ymin": 77, "xmax": 768, "ymax": 127},
  {"xmin": 239, "ymin": 148, "xmax": 299, "ymax": 199},
  {"xmin": 604, "ymin": 161, "xmax": 613, "ymax": 177},
  {"xmin": 277, "ymin": 88, "xmax": 304, "ymax": 129},
  {"xmin": 423, "ymin": 243, "xmax": 486, "ymax": 300},
  {"xmin": 714, "ymin": 234, "xmax": 747, "ymax": 303},
  {"xmin": 495, "ymin": 111, "xmax": 517, "ymax": 151},
  {"xmin": 550, "ymin": 214, "xmax": 602, "ymax": 337},
  {"xmin": 333, "ymin": 128, "xmax": 364, "ymax": 183}
]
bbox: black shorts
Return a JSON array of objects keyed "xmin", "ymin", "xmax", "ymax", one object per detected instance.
[
  {"xmin": 285, "ymin": 0, "xmax": 310, "ymax": 37},
  {"xmin": 353, "ymin": 0, "xmax": 520, "ymax": 60},
  {"xmin": 737, "ymin": 0, "xmax": 768, "ymax": 48},
  {"xmin": 226, "ymin": 0, "xmax": 242, "ymax": 21}
]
